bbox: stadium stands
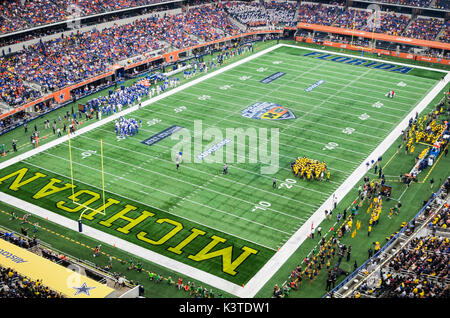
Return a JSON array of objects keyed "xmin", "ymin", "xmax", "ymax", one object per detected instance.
[
  {"xmin": 224, "ymin": 1, "xmax": 269, "ymax": 28},
  {"xmin": 297, "ymin": 3, "xmax": 343, "ymax": 26},
  {"xmin": 0, "ymin": 1, "xmax": 449, "ymax": 135},
  {"xmin": 0, "ymin": 0, "xmax": 166, "ymax": 34},
  {"xmin": 403, "ymin": 16, "xmax": 445, "ymax": 41},
  {"xmin": 0, "ymin": 265, "xmax": 63, "ymax": 298},
  {"xmin": 264, "ymin": 1, "xmax": 298, "ymax": 27},
  {"xmin": 375, "ymin": 0, "xmax": 432, "ymax": 8},
  {"xmin": 433, "ymin": 0, "xmax": 450, "ymax": 10},
  {"xmin": 0, "ymin": 3, "xmax": 243, "ymax": 108},
  {"xmin": 330, "ymin": 177, "xmax": 450, "ymax": 298}
]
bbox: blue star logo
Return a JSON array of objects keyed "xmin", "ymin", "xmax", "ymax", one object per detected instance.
[
  {"xmin": 72, "ymin": 282, "xmax": 96, "ymax": 296},
  {"xmin": 59, "ymin": 92, "xmax": 65, "ymax": 100}
]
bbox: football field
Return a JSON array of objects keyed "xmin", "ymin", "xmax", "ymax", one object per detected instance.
[{"xmin": 0, "ymin": 44, "xmax": 446, "ymax": 296}]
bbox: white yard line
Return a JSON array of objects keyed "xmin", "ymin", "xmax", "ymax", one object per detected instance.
[
  {"xmin": 181, "ymin": 89, "xmax": 400, "ymax": 126},
  {"xmin": 0, "ymin": 191, "xmax": 245, "ymax": 296},
  {"xmin": 136, "ymin": 98, "xmax": 370, "ymax": 157},
  {"xmin": 0, "ymin": 43, "xmax": 284, "ymax": 172},
  {"xmin": 238, "ymin": 58, "xmax": 450, "ymax": 298},
  {"xmin": 198, "ymin": 78, "xmax": 409, "ymax": 116},
  {"xmin": 162, "ymin": 84, "xmax": 393, "ymax": 135},
  {"xmin": 94, "ymin": 124, "xmax": 350, "ymax": 188},
  {"xmin": 280, "ymin": 68, "xmax": 374, "ymax": 134},
  {"xmin": 54, "ymin": 142, "xmax": 314, "ymax": 219},
  {"xmin": 231, "ymin": 65, "xmax": 423, "ymax": 103},
  {"xmin": 246, "ymin": 54, "xmax": 434, "ymax": 93},
  {"xmin": 0, "ymin": 43, "xmax": 448, "ymax": 298},
  {"xmin": 30, "ymin": 150, "xmax": 294, "ymax": 237},
  {"xmin": 71, "ymin": 134, "xmax": 327, "ymax": 209},
  {"xmin": 21, "ymin": 160, "xmax": 278, "ymax": 252},
  {"xmin": 131, "ymin": 107, "xmax": 362, "ymax": 170}
]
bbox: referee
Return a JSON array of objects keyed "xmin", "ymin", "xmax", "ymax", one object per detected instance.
[{"xmin": 223, "ymin": 163, "xmax": 228, "ymax": 175}]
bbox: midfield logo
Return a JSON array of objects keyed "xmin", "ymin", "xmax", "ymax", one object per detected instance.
[{"xmin": 241, "ymin": 102, "xmax": 296, "ymax": 120}]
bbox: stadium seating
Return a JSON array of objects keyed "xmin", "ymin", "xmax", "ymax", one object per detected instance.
[
  {"xmin": 264, "ymin": 1, "xmax": 298, "ymax": 27},
  {"xmin": 0, "ymin": 265, "xmax": 63, "ymax": 298},
  {"xmin": 334, "ymin": 177, "xmax": 450, "ymax": 298},
  {"xmin": 0, "ymin": 1, "xmax": 448, "ymax": 112},
  {"xmin": 0, "ymin": 0, "xmax": 164, "ymax": 34},
  {"xmin": 376, "ymin": 0, "xmax": 432, "ymax": 8},
  {"xmin": 297, "ymin": 3, "xmax": 343, "ymax": 26},
  {"xmin": 403, "ymin": 17, "xmax": 445, "ymax": 41},
  {"xmin": 433, "ymin": 0, "xmax": 450, "ymax": 10},
  {"xmin": 224, "ymin": 1, "xmax": 269, "ymax": 28},
  {"xmin": 367, "ymin": 11, "xmax": 411, "ymax": 36}
]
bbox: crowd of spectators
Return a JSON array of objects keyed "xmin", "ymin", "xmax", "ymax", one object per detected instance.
[
  {"xmin": 0, "ymin": 1, "xmax": 448, "ymax": 112},
  {"xmin": 0, "ymin": 0, "xmax": 67, "ymax": 34},
  {"xmin": 367, "ymin": 11, "xmax": 410, "ymax": 36},
  {"xmin": 297, "ymin": 3, "xmax": 343, "ymax": 26},
  {"xmin": 184, "ymin": 4, "xmax": 240, "ymax": 41},
  {"xmin": 329, "ymin": 7, "xmax": 410, "ymax": 36},
  {"xmin": 224, "ymin": 1, "xmax": 269, "ymax": 28},
  {"xmin": 0, "ymin": 0, "xmax": 165, "ymax": 34},
  {"xmin": 0, "ymin": 4, "xmax": 245, "ymax": 109},
  {"xmin": 0, "ymin": 224, "xmax": 63, "ymax": 298},
  {"xmin": 403, "ymin": 17, "xmax": 445, "ymax": 41},
  {"xmin": 437, "ymin": 21, "xmax": 450, "ymax": 44},
  {"xmin": 355, "ymin": 269, "xmax": 448, "ymax": 298},
  {"xmin": 223, "ymin": 1, "xmax": 298, "ymax": 28},
  {"xmin": 354, "ymin": 234, "xmax": 449, "ymax": 298},
  {"xmin": 389, "ymin": 235, "xmax": 449, "ymax": 277},
  {"xmin": 264, "ymin": 1, "xmax": 298, "ymax": 27},
  {"xmin": 334, "ymin": 8, "xmax": 372, "ymax": 30},
  {"xmin": 433, "ymin": 0, "xmax": 450, "ymax": 10},
  {"xmin": 375, "ymin": 0, "xmax": 432, "ymax": 8},
  {"xmin": 0, "ymin": 74, "xmax": 42, "ymax": 107},
  {"xmin": 0, "ymin": 266, "xmax": 63, "ymax": 298},
  {"xmin": 295, "ymin": 2, "xmax": 447, "ymax": 43}
]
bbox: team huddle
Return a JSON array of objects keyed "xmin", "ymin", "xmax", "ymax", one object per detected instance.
[
  {"xmin": 114, "ymin": 116, "xmax": 142, "ymax": 137},
  {"xmin": 291, "ymin": 156, "xmax": 330, "ymax": 181}
]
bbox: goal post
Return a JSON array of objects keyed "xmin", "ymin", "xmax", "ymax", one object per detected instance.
[{"xmin": 66, "ymin": 130, "xmax": 107, "ymax": 222}]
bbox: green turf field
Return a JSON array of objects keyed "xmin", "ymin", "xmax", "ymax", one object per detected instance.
[{"xmin": 0, "ymin": 43, "xmax": 446, "ymax": 293}]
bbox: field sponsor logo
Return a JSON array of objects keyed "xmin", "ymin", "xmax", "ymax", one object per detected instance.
[
  {"xmin": 141, "ymin": 125, "xmax": 184, "ymax": 146},
  {"xmin": 170, "ymin": 120, "xmax": 279, "ymax": 174},
  {"xmin": 196, "ymin": 138, "xmax": 233, "ymax": 160},
  {"xmin": 0, "ymin": 167, "xmax": 264, "ymax": 281},
  {"xmin": 260, "ymin": 72, "xmax": 286, "ymax": 84},
  {"xmin": 305, "ymin": 80, "xmax": 325, "ymax": 92},
  {"xmin": 241, "ymin": 102, "xmax": 296, "ymax": 121}
]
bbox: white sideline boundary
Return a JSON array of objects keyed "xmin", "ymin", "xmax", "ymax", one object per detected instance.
[
  {"xmin": 0, "ymin": 43, "xmax": 282, "ymax": 171},
  {"xmin": 0, "ymin": 191, "xmax": 243, "ymax": 296},
  {"xmin": 0, "ymin": 43, "xmax": 448, "ymax": 298},
  {"xmin": 239, "ymin": 63, "xmax": 450, "ymax": 298}
]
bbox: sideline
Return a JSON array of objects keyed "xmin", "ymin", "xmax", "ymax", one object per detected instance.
[
  {"xmin": 0, "ymin": 43, "xmax": 284, "ymax": 297},
  {"xmin": 0, "ymin": 43, "xmax": 448, "ymax": 298},
  {"xmin": 239, "ymin": 47, "xmax": 450, "ymax": 298}
]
